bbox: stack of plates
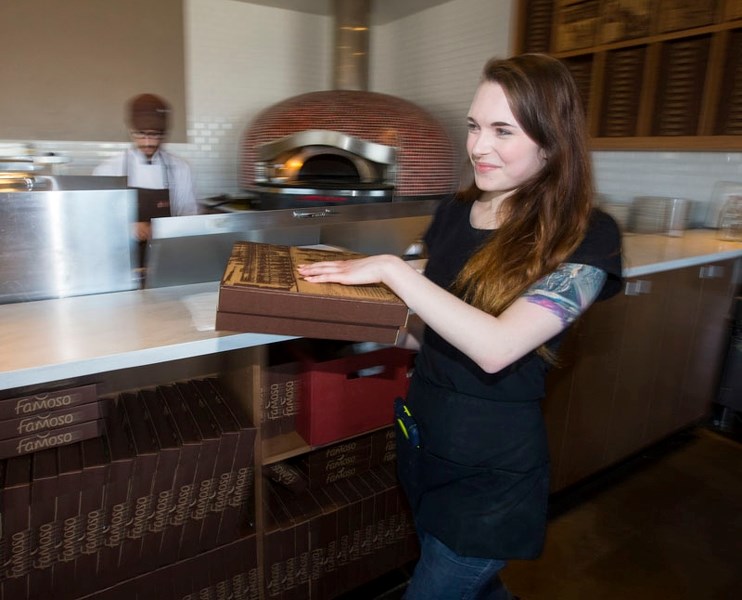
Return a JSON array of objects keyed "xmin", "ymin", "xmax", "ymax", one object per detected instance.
[
  {"xmin": 0, "ymin": 157, "xmax": 38, "ymax": 173},
  {"xmin": 630, "ymin": 196, "xmax": 693, "ymax": 235},
  {"xmin": 631, "ymin": 196, "xmax": 669, "ymax": 233},
  {"xmin": 0, "ymin": 155, "xmax": 70, "ymax": 174}
]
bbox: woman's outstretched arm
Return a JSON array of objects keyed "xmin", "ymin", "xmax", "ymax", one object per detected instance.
[{"xmin": 297, "ymin": 255, "xmax": 605, "ymax": 373}]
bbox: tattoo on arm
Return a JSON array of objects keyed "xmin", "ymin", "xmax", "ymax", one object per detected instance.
[{"xmin": 523, "ymin": 263, "xmax": 607, "ymax": 327}]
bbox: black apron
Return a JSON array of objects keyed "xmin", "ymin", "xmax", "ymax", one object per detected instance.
[
  {"xmin": 126, "ymin": 154, "xmax": 172, "ymax": 269},
  {"xmin": 396, "ymin": 373, "xmax": 550, "ymax": 560}
]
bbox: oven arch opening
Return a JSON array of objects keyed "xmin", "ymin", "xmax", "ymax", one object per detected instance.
[{"xmin": 298, "ymin": 154, "xmax": 360, "ymax": 184}]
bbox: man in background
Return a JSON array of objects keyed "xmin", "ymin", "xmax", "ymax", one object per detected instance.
[{"xmin": 93, "ymin": 93, "xmax": 198, "ymax": 244}]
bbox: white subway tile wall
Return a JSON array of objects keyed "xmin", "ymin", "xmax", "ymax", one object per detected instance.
[
  {"xmin": 593, "ymin": 151, "xmax": 742, "ymax": 226},
  {"xmin": 3, "ymin": 0, "xmax": 741, "ymax": 216},
  {"xmin": 371, "ymin": 0, "xmax": 514, "ymax": 183},
  {"xmin": 182, "ymin": 0, "xmax": 331, "ymax": 197}
]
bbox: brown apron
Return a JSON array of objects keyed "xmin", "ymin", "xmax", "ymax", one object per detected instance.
[
  {"xmin": 134, "ymin": 186, "xmax": 171, "ymax": 270},
  {"xmin": 125, "ymin": 153, "xmax": 172, "ymax": 271},
  {"xmin": 136, "ymin": 187, "xmax": 171, "ymax": 222}
]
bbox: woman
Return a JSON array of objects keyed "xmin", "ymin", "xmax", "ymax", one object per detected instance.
[{"xmin": 298, "ymin": 54, "xmax": 622, "ymax": 599}]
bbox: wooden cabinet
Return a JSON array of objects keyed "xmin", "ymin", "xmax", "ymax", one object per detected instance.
[
  {"xmin": 602, "ymin": 275, "xmax": 665, "ymax": 465},
  {"xmin": 217, "ymin": 344, "xmax": 414, "ymax": 600},
  {"xmin": 545, "ymin": 258, "xmax": 739, "ymax": 491},
  {"xmin": 515, "ymin": 0, "xmax": 742, "ymax": 150},
  {"xmin": 544, "ymin": 285, "xmax": 628, "ymax": 490},
  {"xmin": 0, "ymin": 342, "xmax": 415, "ymax": 600},
  {"xmin": 643, "ymin": 267, "xmax": 700, "ymax": 442},
  {"xmin": 674, "ymin": 262, "xmax": 738, "ymax": 426}
]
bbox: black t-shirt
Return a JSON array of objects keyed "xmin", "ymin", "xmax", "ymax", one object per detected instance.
[{"xmin": 415, "ymin": 196, "xmax": 623, "ymax": 402}]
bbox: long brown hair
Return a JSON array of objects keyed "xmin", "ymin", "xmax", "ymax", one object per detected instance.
[{"xmin": 452, "ymin": 53, "xmax": 594, "ymax": 316}]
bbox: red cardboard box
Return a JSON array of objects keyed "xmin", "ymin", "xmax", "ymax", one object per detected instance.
[{"xmin": 295, "ymin": 347, "xmax": 413, "ymax": 447}]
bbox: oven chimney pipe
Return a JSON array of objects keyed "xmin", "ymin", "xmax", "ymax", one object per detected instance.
[{"xmin": 332, "ymin": 0, "xmax": 370, "ymax": 91}]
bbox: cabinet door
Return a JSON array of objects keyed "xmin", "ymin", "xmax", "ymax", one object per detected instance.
[
  {"xmin": 644, "ymin": 266, "xmax": 701, "ymax": 443},
  {"xmin": 604, "ymin": 275, "xmax": 667, "ymax": 466},
  {"xmin": 543, "ymin": 317, "xmax": 578, "ymax": 490},
  {"xmin": 676, "ymin": 260, "xmax": 739, "ymax": 428},
  {"xmin": 548, "ymin": 289, "xmax": 628, "ymax": 491}
]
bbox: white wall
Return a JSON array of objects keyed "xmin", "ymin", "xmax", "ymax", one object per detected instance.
[
  {"xmin": 2, "ymin": 0, "xmax": 740, "ymax": 220},
  {"xmin": 371, "ymin": 0, "xmax": 514, "ymax": 157},
  {"xmin": 183, "ymin": 0, "xmax": 331, "ymax": 195}
]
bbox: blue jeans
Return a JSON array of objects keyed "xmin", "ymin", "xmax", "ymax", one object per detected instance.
[{"xmin": 403, "ymin": 530, "xmax": 514, "ymax": 600}]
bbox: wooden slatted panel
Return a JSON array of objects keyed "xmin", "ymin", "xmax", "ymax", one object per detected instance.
[
  {"xmin": 563, "ymin": 55, "xmax": 594, "ymax": 116},
  {"xmin": 554, "ymin": 0, "xmax": 600, "ymax": 52},
  {"xmin": 715, "ymin": 29, "xmax": 742, "ymax": 134},
  {"xmin": 656, "ymin": 0, "xmax": 719, "ymax": 34},
  {"xmin": 726, "ymin": 0, "xmax": 742, "ymax": 20},
  {"xmin": 521, "ymin": 0, "xmax": 555, "ymax": 52},
  {"xmin": 599, "ymin": 47, "xmax": 646, "ymax": 137},
  {"xmin": 651, "ymin": 36, "xmax": 711, "ymax": 136},
  {"xmin": 598, "ymin": 0, "xmax": 653, "ymax": 45}
]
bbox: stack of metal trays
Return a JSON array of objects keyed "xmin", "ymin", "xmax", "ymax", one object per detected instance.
[
  {"xmin": 630, "ymin": 196, "xmax": 693, "ymax": 236},
  {"xmin": 0, "ymin": 153, "xmax": 70, "ymax": 191}
]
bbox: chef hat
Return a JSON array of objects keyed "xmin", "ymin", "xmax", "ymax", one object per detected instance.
[{"xmin": 127, "ymin": 93, "xmax": 171, "ymax": 131}]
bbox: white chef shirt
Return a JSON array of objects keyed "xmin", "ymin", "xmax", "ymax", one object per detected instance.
[{"xmin": 93, "ymin": 147, "xmax": 199, "ymax": 216}]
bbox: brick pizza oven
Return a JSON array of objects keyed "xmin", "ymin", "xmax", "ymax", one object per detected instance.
[{"xmin": 238, "ymin": 0, "xmax": 456, "ymax": 209}]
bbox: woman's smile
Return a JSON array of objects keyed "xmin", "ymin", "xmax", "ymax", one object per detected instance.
[{"xmin": 474, "ymin": 161, "xmax": 500, "ymax": 173}]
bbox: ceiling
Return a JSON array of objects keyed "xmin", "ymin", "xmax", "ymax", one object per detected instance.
[{"xmin": 235, "ymin": 0, "xmax": 454, "ymax": 25}]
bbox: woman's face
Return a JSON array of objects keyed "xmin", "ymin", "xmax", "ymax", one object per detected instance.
[{"xmin": 466, "ymin": 81, "xmax": 545, "ymax": 200}]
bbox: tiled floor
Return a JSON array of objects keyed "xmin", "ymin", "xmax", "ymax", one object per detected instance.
[{"xmin": 345, "ymin": 416, "xmax": 742, "ymax": 600}]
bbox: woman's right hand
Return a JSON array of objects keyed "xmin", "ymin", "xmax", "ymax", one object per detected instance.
[{"xmin": 297, "ymin": 254, "xmax": 403, "ymax": 286}]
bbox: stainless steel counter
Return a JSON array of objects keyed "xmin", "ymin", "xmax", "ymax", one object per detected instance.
[{"xmin": 0, "ymin": 176, "xmax": 136, "ymax": 304}]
